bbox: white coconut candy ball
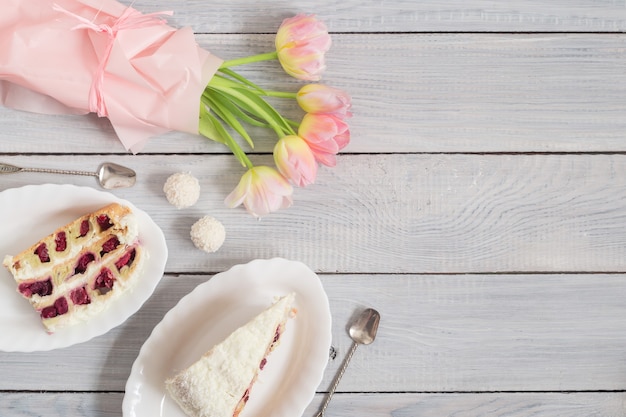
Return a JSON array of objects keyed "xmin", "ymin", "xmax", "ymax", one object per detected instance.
[
  {"xmin": 163, "ymin": 172, "xmax": 200, "ymax": 209},
  {"xmin": 190, "ymin": 215, "xmax": 226, "ymax": 253}
]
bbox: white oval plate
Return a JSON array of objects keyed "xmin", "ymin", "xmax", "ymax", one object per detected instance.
[
  {"xmin": 0, "ymin": 184, "xmax": 168, "ymax": 352},
  {"xmin": 123, "ymin": 258, "xmax": 332, "ymax": 417}
]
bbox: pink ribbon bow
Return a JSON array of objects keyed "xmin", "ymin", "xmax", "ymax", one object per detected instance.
[{"xmin": 53, "ymin": 4, "xmax": 174, "ymax": 118}]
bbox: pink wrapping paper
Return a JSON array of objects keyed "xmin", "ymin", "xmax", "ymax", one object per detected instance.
[{"xmin": 0, "ymin": 0, "xmax": 223, "ymax": 152}]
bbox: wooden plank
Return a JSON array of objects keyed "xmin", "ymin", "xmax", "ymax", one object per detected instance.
[
  {"xmin": 132, "ymin": 0, "xmax": 626, "ymax": 33},
  {"xmin": 0, "ymin": 392, "xmax": 623, "ymax": 417},
  {"xmin": 0, "ymin": 153, "xmax": 625, "ymax": 274},
  {"xmin": 0, "ymin": 34, "xmax": 625, "ymax": 154},
  {"xmin": 2, "ymin": 274, "xmax": 626, "ymax": 392}
]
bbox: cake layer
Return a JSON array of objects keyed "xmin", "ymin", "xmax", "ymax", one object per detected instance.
[
  {"xmin": 3, "ymin": 203, "xmax": 138, "ymax": 282},
  {"xmin": 13, "ymin": 233, "xmax": 137, "ymax": 303},
  {"xmin": 40, "ymin": 243, "xmax": 145, "ymax": 332}
]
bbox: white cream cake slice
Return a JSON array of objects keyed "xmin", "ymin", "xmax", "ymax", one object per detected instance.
[{"xmin": 165, "ymin": 293, "xmax": 296, "ymax": 417}]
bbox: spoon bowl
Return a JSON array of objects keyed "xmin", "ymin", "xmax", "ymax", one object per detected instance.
[
  {"xmin": 349, "ymin": 308, "xmax": 380, "ymax": 345},
  {"xmin": 98, "ymin": 162, "xmax": 136, "ymax": 189}
]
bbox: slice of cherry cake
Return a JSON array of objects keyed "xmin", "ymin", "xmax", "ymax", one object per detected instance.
[
  {"xmin": 2, "ymin": 202, "xmax": 146, "ymax": 333},
  {"xmin": 165, "ymin": 293, "xmax": 296, "ymax": 417}
]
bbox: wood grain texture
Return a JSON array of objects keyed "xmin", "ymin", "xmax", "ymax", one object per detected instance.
[
  {"xmin": 0, "ymin": 392, "xmax": 623, "ymax": 417},
  {"xmin": 1, "ymin": 153, "xmax": 625, "ymax": 274},
  {"xmin": 1, "ymin": 1, "xmax": 625, "ymax": 416},
  {"xmin": 131, "ymin": 0, "xmax": 626, "ymax": 33},
  {"xmin": 0, "ymin": 34, "xmax": 624, "ymax": 154},
  {"xmin": 2, "ymin": 274, "xmax": 626, "ymax": 393}
]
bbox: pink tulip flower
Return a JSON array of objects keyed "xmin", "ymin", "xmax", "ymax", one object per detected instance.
[
  {"xmin": 297, "ymin": 84, "xmax": 352, "ymax": 118},
  {"xmin": 298, "ymin": 113, "xmax": 350, "ymax": 167},
  {"xmin": 274, "ymin": 135, "xmax": 318, "ymax": 187},
  {"xmin": 225, "ymin": 166, "xmax": 293, "ymax": 217},
  {"xmin": 275, "ymin": 14, "xmax": 332, "ymax": 81}
]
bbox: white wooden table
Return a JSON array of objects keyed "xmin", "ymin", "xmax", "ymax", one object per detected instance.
[{"xmin": 1, "ymin": 1, "xmax": 626, "ymax": 416}]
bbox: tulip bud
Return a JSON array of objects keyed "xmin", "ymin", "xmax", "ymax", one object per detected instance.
[
  {"xmin": 275, "ymin": 14, "xmax": 332, "ymax": 81},
  {"xmin": 297, "ymin": 84, "xmax": 352, "ymax": 118},
  {"xmin": 225, "ymin": 166, "xmax": 293, "ymax": 217},
  {"xmin": 299, "ymin": 113, "xmax": 350, "ymax": 167},
  {"xmin": 274, "ymin": 135, "xmax": 318, "ymax": 187}
]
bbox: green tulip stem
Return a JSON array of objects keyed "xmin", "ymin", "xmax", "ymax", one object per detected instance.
[
  {"xmin": 220, "ymin": 52, "xmax": 279, "ymax": 68},
  {"xmin": 263, "ymin": 91, "xmax": 298, "ymax": 99}
]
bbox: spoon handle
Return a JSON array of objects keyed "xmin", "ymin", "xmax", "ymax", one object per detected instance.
[
  {"xmin": 0, "ymin": 162, "xmax": 98, "ymax": 177},
  {"xmin": 315, "ymin": 341, "xmax": 358, "ymax": 417},
  {"xmin": 20, "ymin": 167, "xmax": 98, "ymax": 177}
]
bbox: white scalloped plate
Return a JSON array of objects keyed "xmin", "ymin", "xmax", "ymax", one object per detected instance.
[
  {"xmin": 0, "ymin": 184, "xmax": 168, "ymax": 352},
  {"xmin": 123, "ymin": 258, "xmax": 332, "ymax": 417}
]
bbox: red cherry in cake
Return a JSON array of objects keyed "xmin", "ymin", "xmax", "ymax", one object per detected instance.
[
  {"xmin": 70, "ymin": 286, "xmax": 91, "ymax": 305},
  {"xmin": 94, "ymin": 268, "xmax": 116, "ymax": 294},
  {"xmin": 74, "ymin": 253, "xmax": 95, "ymax": 275},
  {"xmin": 55, "ymin": 296, "xmax": 69, "ymax": 315},
  {"xmin": 100, "ymin": 236, "xmax": 120, "ymax": 256},
  {"xmin": 41, "ymin": 296, "xmax": 69, "ymax": 319},
  {"xmin": 115, "ymin": 248, "xmax": 136, "ymax": 270},
  {"xmin": 34, "ymin": 243, "xmax": 50, "ymax": 263},
  {"xmin": 79, "ymin": 219, "xmax": 90, "ymax": 237},
  {"xmin": 55, "ymin": 232, "xmax": 67, "ymax": 252},
  {"xmin": 18, "ymin": 278, "xmax": 53, "ymax": 298},
  {"xmin": 269, "ymin": 326, "xmax": 282, "ymax": 350},
  {"xmin": 41, "ymin": 305, "xmax": 56, "ymax": 319},
  {"xmin": 96, "ymin": 214, "xmax": 113, "ymax": 231},
  {"xmin": 273, "ymin": 327, "xmax": 281, "ymax": 343}
]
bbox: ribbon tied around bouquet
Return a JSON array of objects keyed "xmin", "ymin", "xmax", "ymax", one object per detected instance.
[{"xmin": 53, "ymin": 4, "xmax": 173, "ymax": 118}]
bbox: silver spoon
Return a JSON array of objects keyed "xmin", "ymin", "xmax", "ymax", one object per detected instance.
[
  {"xmin": 316, "ymin": 308, "xmax": 380, "ymax": 417},
  {"xmin": 0, "ymin": 162, "xmax": 136, "ymax": 189}
]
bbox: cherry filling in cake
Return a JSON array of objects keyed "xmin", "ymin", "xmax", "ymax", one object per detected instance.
[
  {"xmin": 74, "ymin": 253, "xmax": 95, "ymax": 275},
  {"xmin": 97, "ymin": 214, "xmax": 113, "ymax": 231},
  {"xmin": 100, "ymin": 237, "xmax": 120, "ymax": 257},
  {"xmin": 79, "ymin": 219, "xmax": 90, "ymax": 237},
  {"xmin": 55, "ymin": 232, "xmax": 67, "ymax": 252},
  {"xmin": 241, "ymin": 388, "xmax": 251, "ymax": 405},
  {"xmin": 34, "ymin": 243, "xmax": 50, "ymax": 263},
  {"xmin": 70, "ymin": 286, "xmax": 91, "ymax": 305},
  {"xmin": 94, "ymin": 268, "xmax": 116, "ymax": 295},
  {"xmin": 18, "ymin": 278, "xmax": 53, "ymax": 298},
  {"xmin": 115, "ymin": 248, "xmax": 136, "ymax": 270},
  {"xmin": 41, "ymin": 296, "xmax": 69, "ymax": 319}
]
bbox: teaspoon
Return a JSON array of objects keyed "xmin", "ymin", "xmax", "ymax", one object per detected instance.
[
  {"xmin": 0, "ymin": 162, "xmax": 136, "ymax": 189},
  {"xmin": 316, "ymin": 307, "xmax": 380, "ymax": 417}
]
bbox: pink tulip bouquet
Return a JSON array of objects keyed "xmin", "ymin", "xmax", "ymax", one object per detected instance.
[
  {"xmin": 0, "ymin": 0, "xmax": 352, "ymax": 217},
  {"xmin": 204, "ymin": 15, "xmax": 352, "ymax": 217}
]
